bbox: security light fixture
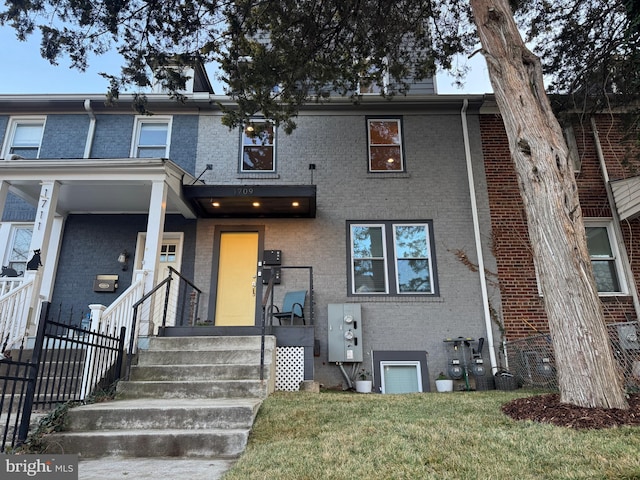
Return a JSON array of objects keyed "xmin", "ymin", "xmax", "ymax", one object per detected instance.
[{"xmin": 118, "ymin": 250, "xmax": 130, "ymax": 271}]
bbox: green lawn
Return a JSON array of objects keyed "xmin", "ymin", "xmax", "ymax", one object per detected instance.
[{"xmin": 223, "ymin": 390, "xmax": 640, "ymax": 480}]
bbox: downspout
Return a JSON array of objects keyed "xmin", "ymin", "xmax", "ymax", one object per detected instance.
[
  {"xmin": 590, "ymin": 116, "xmax": 640, "ymax": 317},
  {"xmin": 461, "ymin": 99, "xmax": 498, "ymax": 374},
  {"xmin": 83, "ymin": 99, "xmax": 96, "ymax": 159}
]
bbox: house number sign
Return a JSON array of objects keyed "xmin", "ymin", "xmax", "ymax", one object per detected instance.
[{"xmin": 37, "ymin": 187, "xmax": 50, "ymax": 231}]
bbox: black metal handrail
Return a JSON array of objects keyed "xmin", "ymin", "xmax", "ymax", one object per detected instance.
[
  {"xmin": 126, "ymin": 267, "xmax": 203, "ymax": 378},
  {"xmin": 166, "ymin": 266, "xmax": 203, "ymax": 327},
  {"xmin": 260, "ymin": 275, "xmax": 275, "ymax": 381},
  {"xmin": 126, "ymin": 275, "xmax": 172, "ymax": 379}
]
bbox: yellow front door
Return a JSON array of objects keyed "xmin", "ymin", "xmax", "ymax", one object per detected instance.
[{"xmin": 214, "ymin": 232, "xmax": 259, "ymax": 326}]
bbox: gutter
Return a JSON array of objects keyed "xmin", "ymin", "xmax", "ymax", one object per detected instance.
[
  {"xmin": 590, "ymin": 116, "xmax": 640, "ymax": 317},
  {"xmin": 461, "ymin": 99, "xmax": 498, "ymax": 375},
  {"xmin": 83, "ymin": 99, "xmax": 96, "ymax": 159}
]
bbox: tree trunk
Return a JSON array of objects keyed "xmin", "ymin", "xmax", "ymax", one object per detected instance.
[{"xmin": 470, "ymin": 0, "xmax": 628, "ymax": 409}]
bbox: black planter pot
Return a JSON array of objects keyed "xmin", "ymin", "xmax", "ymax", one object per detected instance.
[{"xmin": 494, "ymin": 373, "xmax": 518, "ymax": 391}]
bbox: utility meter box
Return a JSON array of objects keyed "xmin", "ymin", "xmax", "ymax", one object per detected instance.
[{"xmin": 328, "ymin": 303, "xmax": 363, "ymax": 363}]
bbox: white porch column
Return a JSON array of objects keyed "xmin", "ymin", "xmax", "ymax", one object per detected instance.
[
  {"xmin": 29, "ymin": 181, "xmax": 61, "ymax": 266},
  {"xmin": 25, "ymin": 181, "xmax": 61, "ymax": 333},
  {"xmin": 39, "ymin": 215, "xmax": 65, "ymax": 301},
  {"xmin": 139, "ymin": 180, "xmax": 168, "ymax": 337}
]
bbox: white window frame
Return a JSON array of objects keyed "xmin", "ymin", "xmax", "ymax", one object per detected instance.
[
  {"xmin": 240, "ymin": 120, "xmax": 276, "ymax": 172},
  {"xmin": 380, "ymin": 361, "xmax": 423, "ymax": 394},
  {"xmin": 348, "ymin": 221, "xmax": 437, "ymax": 296},
  {"xmin": 367, "ymin": 118, "xmax": 404, "ymax": 172},
  {"xmin": 357, "ymin": 57, "xmax": 389, "ymax": 95},
  {"xmin": 130, "ymin": 116, "xmax": 172, "ymax": 158},
  {"xmin": 350, "ymin": 223, "xmax": 389, "ymax": 294},
  {"xmin": 1, "ymin": 223, "xmax": 33, "ymax": 276},
  {"xmin": 585, "ymin": 220, "xmax": 628, "ymax": 295},
  {"xmin": 1, "ymin": 117, "xmax": 46, "ymax": 160},
  {"xmin": 392, "ymin": 223, "xmax": 435, "ymax": 294}
]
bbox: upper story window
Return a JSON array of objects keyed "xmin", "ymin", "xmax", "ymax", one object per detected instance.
[
  {"xmin": 2, "ymin": 118, "xmax": 45, "ymax": 160},
  {"xmin": 241, "ymin": 121, "xmax": 275, "ymax": 172},
  {"xmin": 132, "ymin": 117, "xmax": 172, "ymax": 158},
  {"xmin": 367, "ymin": 118, "xmax": 404, "ymax": 172},
  {"xmin": 358, "ymin": 57, "xmax": 389, "ymax": 95},
  {"xmin": 348, "ymin": 221, "xmax": 437, "ymax": 296},
  {"xmin": 586, "ymin": 221, "xmax": 627, "ymax": 294}
]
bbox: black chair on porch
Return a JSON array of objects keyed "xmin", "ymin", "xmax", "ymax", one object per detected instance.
[{"xmin": 269, "ymin": 290, "xmax": 307, "ymax": 325}]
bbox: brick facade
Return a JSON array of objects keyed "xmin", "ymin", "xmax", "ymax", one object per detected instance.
[
  {"xmin": 194, "ymin": 105, "xmax": 497, "ymax": 387},
  {"xmin": 480, "ymin": 111, "xmax": 640, "ymax": 340}
]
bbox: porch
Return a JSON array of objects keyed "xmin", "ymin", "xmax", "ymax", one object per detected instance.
[{"xmin": 1, "ymin": 262, "xmax": 317, "ymax": 393}]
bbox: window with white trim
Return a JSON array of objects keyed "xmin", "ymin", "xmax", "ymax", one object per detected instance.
[
  {"xmin": 132, "ymin": 117, "xmax": 172, "ymax": 158},
  {"xmin": 348, "ymin": 221, "xmax": 437, "ymax": 296},
  {"xmin": 4, "ymin": 225, "xmax": 33, "ymax": 276},
  {"xmin": 585, "ymin": 221, "xmax": 626, "ymax": 294},
  {"xmin": 367, "ymin": 119, "xmax": 404, "ymax": 172},
  {"xmin": 241, "ymin": 121, "xmax": 275, "ymax": 172},
  {"xmin": 2, "ymin": 118, "xmax": 45, "ymax": 159},
  {"xmin": 380, "ymin": 361, "xmax": 423, "ymax": 394},
  {"xmin": 358, "ymin": 57, "xmax": 389, "ymax": 95}
]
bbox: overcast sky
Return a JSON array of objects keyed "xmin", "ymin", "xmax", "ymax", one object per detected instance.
[{"xmin": 0, "ymin": 27, "xmax": 492, "ymax": 95}]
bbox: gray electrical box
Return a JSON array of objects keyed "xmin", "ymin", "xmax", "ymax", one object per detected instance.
[{"xmin": 328, "ymin": 303, "xmax": 363, "ymax": 362}]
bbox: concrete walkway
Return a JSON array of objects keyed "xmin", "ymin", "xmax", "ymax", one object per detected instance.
[{"xmin": 79, "ymin": 457, "xmax": 236, "ymax": 479}]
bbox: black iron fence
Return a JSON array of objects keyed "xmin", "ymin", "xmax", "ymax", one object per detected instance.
[{"xmin": 1, "ymin": 302, "xmax": 126, "ymax": 452}]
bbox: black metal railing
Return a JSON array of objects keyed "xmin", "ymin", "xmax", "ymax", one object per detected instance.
[
  {"xmin": 1, "ymin": 302, "xmax": 126, "ymax": 452},
  {"xmin": 260, "ymin": 265, "xmax": 314, "ymax": 383},
  {"xmin": 126, "ymin": 267, "xmax": 202, "ymax": 378},
  {"xmin": 260, "ymin": 275, "xmax": 276, "ymax": 382},
  {"xmin": 165, "ymin": 267, "xmax": 203, "ymax": 328}
]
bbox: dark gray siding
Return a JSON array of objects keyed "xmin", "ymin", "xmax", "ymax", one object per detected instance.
[
  {"xmin": 169, "ymin": 115, "xmax": 198, "ymax": 174},
  {"xmin": 2, "ymin": 194, "xmax": 36, "ymax": 221},
  {"xmin": 0, "ymin": 116, "xmax": 8, "ymax": 148},
  {"xmin": 50, "ymin": 214, "xmax": 197, "ymax": 319},
  {"xmin": 90, "ymin": 115, "xmax": 135, "ymax": 159},
  {"xmin": 403, "ymin": 77, "xmax": 436, "ymax": 95},
  {"xmin": 1, "ymin": 114, "xmax": 36, "ymax": 220},
  {"xmin": 40, "ymin": 115, "xmax": 89, "ymax": 159}
]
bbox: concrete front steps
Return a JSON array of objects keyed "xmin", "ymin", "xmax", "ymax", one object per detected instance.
[{"xmin": 42, "ymin": 335, "xmax": 276, "ymax": 458}]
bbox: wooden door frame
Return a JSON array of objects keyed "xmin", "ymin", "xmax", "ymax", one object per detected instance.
[{"xmin": 209, "ymin": 225, "xmax": 265, "ymax": 327}]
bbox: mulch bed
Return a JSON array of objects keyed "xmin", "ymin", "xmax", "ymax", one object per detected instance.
[{"xmin": 502, "ymin": 393, "xmax": 640, "ymax": 429}]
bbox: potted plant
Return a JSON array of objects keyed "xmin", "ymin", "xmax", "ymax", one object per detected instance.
[
  {"xmin": 354, "ymin": 369, "xmax": 372, "ymax": 393},
  {"xmin": 435, "ymin": 372, "xmax": 454, "ymax": 392}
]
